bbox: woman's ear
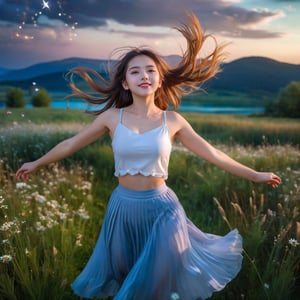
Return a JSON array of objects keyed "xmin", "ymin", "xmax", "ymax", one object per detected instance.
[
  {"xmin": 122, "ymin": 80, "xmax": 129, "ymax": 90},
  {"xmin": 158, "ymin": 79, "xmax": 162, "ymax": 88}
]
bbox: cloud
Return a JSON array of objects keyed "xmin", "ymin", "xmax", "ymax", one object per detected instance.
[
  {"xmin": 0, "ymin": 0, "xmax": 292, "ymax": 68},
  {"xmin": 0, "ymin": 0, "xmax": 284, "ymax": 39}
]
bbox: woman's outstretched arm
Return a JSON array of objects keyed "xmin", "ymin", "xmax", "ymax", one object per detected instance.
[
  {"xmin": 16, "ymin": 110, "xmax": 113, "ymax": 180},
  {"xmin": 172, "ymin": 112, "xmax": 281, "ymax": 187}
]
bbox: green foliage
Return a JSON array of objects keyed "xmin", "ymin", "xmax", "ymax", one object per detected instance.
[
  {"xmin": 1, "ymin": 109, "xmax": 300, "ymax": 146},
  {"xmin": 0, "ymin": 108, "xmax": 93, "ymax": 126},
  {"xmin": 5, "ymin": 88, "xmax": 25, "ymax": 108},
  {"xmin": 0, "ymin": 112, "xmax": 300, "ymax": 299},
  {"xmin": 266, "ymin": 81, "xmax": 300, "ymax": 118},
  {"xmin": 277, "ymin": 81, "xmax": 300, "ymax": 118},
  {"xmin": 184, "ymin": 113, "xmax": 300, "ymax": 146},
  {"xmin": 1, "ymin": 136, "xmax": 300, "ymax": 299},
  {"xmin": 0, "ymin": 162, "xmax": 101, "ymax": 300},
  {"xmin": 31, "ymin": 88, "xmax": 51, "ymax": 107}
]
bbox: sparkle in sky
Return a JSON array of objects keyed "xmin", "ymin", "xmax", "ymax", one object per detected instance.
[
  {"xmin": 0, "ymin": 0, "xmax": 299, "ymax": 69},
  {"xmin": 14, "ymin": 0, "xmax": 78, "ymax": 42},
  {"xmin": 42, "ymin": 1, "xmax": 50, "ymax": 10}
]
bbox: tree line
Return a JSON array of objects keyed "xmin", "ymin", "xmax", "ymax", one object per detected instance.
[
  {"xmin": 4, "ymin": 81, "xmax": 300, "ymax": 118},
  {"xmin": 5, "ymin": 87, "xmax": 51, "ymax": 108},
  {"xmin": 264, "ymin": 81, "xmax": 300, "ymax": 118}
]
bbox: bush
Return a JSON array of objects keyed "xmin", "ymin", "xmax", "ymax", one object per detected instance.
[
  {"xmin": 276, "ymin": 81, "xmax": 300, "ymax": 118},
  {"xmin": 31, "ymin": 88, "xmax": 51, "ymax": 107},
  {"xmin": 5, "ymin": 88, "xmax": 25, "ymax": 108},
  {"xmin": 264, "ymin": 81, "xmax": 300, "ymax": 118}
]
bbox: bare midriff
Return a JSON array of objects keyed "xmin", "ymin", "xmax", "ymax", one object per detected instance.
[{"xmin": 118, "ymin": 174, "xmax": 165, "ymax": 191}]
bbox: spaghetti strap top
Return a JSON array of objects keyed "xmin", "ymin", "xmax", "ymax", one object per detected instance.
[{"xmin": 112, "ymin": 109, "xmax": 172, "ymax": 179}]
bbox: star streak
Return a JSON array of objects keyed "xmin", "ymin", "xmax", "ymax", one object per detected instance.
[
  {"xmin": 42, "ymin": 1, "xmax": 50, "ymax": 10},
  {"xmin": 13, "ymin": 1, "xmax": 78, "ymax": 42}
]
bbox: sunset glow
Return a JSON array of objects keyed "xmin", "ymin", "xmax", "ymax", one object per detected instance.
[{"xmin": 0, "ymin": 0, "xmax": 299, "ymax": 69}]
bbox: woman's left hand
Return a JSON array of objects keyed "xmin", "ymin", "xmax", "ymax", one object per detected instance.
[{"xmin": 254, "ymin": 172, "xmax": 281, "ymax": 188}]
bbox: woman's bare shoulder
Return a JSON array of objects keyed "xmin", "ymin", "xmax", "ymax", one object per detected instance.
[
  {"xmin": 92, "ymin": 108, "xmax": 120, "ymax": 135},
  {"xmin": 101, "ymin": 107, "xmax": 119, "ymax": 117},
  {"xmin": 165, "ymin": 111, "xmax": 190, "ymax": 138},
  {"xmin": 166, "ymin": 110, "xmax": 187, "ymax": 124},
  {"xmin": 94, "ymin": 107, "xmax": 119, "ymax": 122}
]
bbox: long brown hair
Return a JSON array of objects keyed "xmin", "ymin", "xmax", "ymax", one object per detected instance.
[{"xmin": 67, "ymin": 12, "xmax": 226, "ymax": 115}]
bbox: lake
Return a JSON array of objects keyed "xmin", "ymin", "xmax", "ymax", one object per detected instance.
[{"xmin": 0, "ymin": 99, "xmax": 264, "ymax": 115}]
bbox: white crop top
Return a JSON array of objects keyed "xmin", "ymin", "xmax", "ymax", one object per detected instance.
[{"xmin": 112, "ymin": 109, "xmax": 172, "ymax": 179}]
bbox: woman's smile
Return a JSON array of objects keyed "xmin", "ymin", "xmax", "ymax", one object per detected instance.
[{"xmin": 138, "ymin": 82, "xmax": 151, "ymax": 88}]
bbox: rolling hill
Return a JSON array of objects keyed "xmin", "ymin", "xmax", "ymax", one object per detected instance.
[
  {"xmin": 0, "ymin": 56, "xmax": 299, "ymax": 95},
  {"xmin": 204, "ymin": 56, "xmax": 300, "ymax": 93}
]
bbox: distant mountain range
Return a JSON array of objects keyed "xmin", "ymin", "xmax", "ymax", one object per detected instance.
[{"xmin": 0, "ymin": 56, "xmax": 299, "ymax": 95}]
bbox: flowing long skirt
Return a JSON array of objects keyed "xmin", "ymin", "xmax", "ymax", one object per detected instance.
[{"xmin": 71, "ymin": 183, "xmax": 243, "ymax": 300}]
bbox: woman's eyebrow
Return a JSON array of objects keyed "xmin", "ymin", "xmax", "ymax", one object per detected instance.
[{"xmin": 128, "ymin": 65, "xmax": 156, "ymax": 71}]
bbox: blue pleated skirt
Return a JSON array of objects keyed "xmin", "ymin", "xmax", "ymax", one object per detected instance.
[{"xmin": 71, "ymin": 183, "xmax": 243, "ymax": 300}]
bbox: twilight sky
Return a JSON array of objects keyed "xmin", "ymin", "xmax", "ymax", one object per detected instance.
[{"xmin": 0, "ymin": 0, "xmax": 299, "ymax": 69}]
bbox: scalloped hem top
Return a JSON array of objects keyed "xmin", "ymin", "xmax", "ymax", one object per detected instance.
[{"xmin": 112, "ymin": 109, "xmax": 172, "ymax": 179}]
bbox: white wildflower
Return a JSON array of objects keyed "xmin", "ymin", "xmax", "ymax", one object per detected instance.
[
  {"xmin": 77, "ymin": 211, "xmax": 90, "ymax": 220},
  {"xmin": 80, "ymin": 181, "xmax": 92, "ymax": 191},
  {"xmin": 75, "ymin": 239, "xmax": 82, "ymax": 247},
  {"xmin": 75, "ymin": 233, "xmax": 83, "ymax": 247},
  {"xmin": 267, "ymin": 209, "xmax": 276, "ymax": 217},
  {"xmin": 1, "ymin": 221, "xmax": 13, "ymax": 231},
  {"xmin": 59, "ymin": 213, "xmax": 67, "ymax": 220},
  {"xmin": 288, "ymin": 238, "xmax": 299, "ymax": 247},
  {"xmin": 16, "ymin": 182, "xmax": 29, "ymax": 189},
  {"xmin": 35, "ymin": 222, "xmax": 46, "ymax": 231},
  {"xmin": 25, "ymin": 248, "xmax": 30, "ymax": 256},
  {"xmin": 76, "ymin": 205, "xmax": 90, "ymax": 220},
  {"xmin": 46, "ymin": 219, "xmax": 58, "ymax": 228},
  {"xmin": 0, "ymin": 255, "xmax": 12, "ymax": 263},
  {"xmin": 264, "ymin": 283, "xmax": 270, "ymax": 289},
  {"xmin": 33, "ymin": 193, "xmax": 46, "ymax": 204},
  {"xmin": 38, "ymin": 214, "xmax": 46, "ymax": 221},
  {"xmin": 47, "ymin": 200, "xmax": 60, "ymax": 209}
]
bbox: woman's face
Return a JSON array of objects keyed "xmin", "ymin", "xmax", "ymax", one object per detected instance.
[{"xmin": 122, "ymin": 55, "xmax": 162, "ymax": 99}]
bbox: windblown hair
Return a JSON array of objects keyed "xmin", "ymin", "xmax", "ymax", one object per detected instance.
[{"xmin": 67, "ymin": 12, "xmax": 226, "ymax": 115}]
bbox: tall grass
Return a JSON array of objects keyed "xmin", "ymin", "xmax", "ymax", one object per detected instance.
[
  {"xmin": 1, "ymin": 109, "xmax": 300, "ymax": 146},
  {"xmin": 0, "ymin": 162, "xmax": 104, "ymax": 299},
  {"xmin": 0, "ymin": 108, "xmax": 93, "ymax": 126},
  {"xmin": 0, "ymin": 110, "xmax": 299, "ymax": 299},
  {"xmin": 184, "ymin": 113, "xmax": 300, "ymax": 146}
]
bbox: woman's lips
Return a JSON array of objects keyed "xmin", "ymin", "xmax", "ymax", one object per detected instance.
[{"xmin": 139, "ymin": 83, "xmax": 151, "ymax": 88}]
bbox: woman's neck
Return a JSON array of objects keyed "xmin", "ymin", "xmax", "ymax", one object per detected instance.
[{"xmin": 126, "ymin": 99, "xmax": 161, "ymax": 117}]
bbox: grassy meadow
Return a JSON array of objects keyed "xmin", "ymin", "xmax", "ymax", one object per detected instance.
[{"xmin": 0, "ymin": 108, "xmax": 300, "ymax": 300}]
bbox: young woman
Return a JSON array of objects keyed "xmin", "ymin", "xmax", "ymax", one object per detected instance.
[{"xmin": 16, "ymin": 12, "xmax": 281, "ymax": 300}]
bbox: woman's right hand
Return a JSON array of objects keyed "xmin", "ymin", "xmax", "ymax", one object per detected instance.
[{"xmin": 16, "ymin": 161, "xmax": 40, "ymax": 181}]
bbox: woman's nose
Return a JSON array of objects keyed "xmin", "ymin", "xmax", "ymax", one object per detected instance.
[{"xmin": 141, "ymin": 71, "xmax": 149, "ymax": 80}]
